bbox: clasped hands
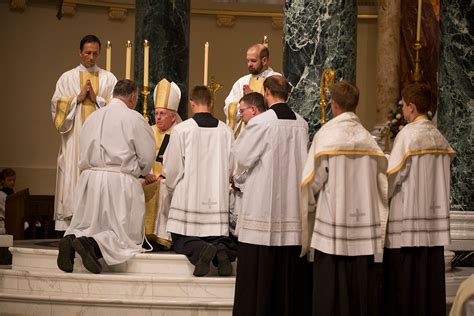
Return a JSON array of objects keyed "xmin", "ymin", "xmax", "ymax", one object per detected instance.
[{"xmin": 77, "ymin": 80, "xmax": 97, "ymax": 104}]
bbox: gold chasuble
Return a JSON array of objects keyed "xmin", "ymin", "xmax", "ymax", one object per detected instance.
[
  {"xmin": 143, "ymin": 124, "xmax": 173, "ymax": 248},
  {"xmin": 80, "ymin": 71, "xmax": 99, "ymax": 124}
]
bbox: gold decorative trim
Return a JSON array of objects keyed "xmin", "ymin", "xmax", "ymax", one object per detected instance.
[
  {"xmin": 54, "ymin": 96, "xmax": 74, "ymax": 131},
  {"xmin": 301, "ymin": 150, "xmax": 386, "ymax": 187},
  {"xmin": 271, "ymin": 16, "xmax": 283, "ymax": 29},
  {"xmin": 9, "ymin": 0, "xmax": 27, "ymax": 11},
  {"xmin": 108, "ymin": 7, "xmax": 127, "ymax": 21},
  {"xmin": 62, "ymin": 2, "xmax": 77, "ymax": 17},
  {"xmin": 387, "ymin": 148, "xmax": 456, "ymax": 175},
  {"xmin": 216, "ymin": 14, "xmax": 235, "ymax": 28}
]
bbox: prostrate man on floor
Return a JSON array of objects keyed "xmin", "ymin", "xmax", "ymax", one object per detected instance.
[
  {"xmin": 300, "ymin": 80, "xmax": 388, "ymax": 316},
  {"xmin": 232, "ymin": 75, "xmax": 311, "ymax": 315},
  {"xmin": 383, "ymin": 83, "xmax": 455, "ymax": 316},
  {"xmin": 57, "ymin": 79, "xmax": 155, "ymax": 274},
  {"xmin": 164, "ymin": 86, "xmax": 237, "ymax": 277},
  {"xmin": 51, "ymin": 34, "xmax": 117, "ymax": 231},
  {"xmin": 143, "ymin": 79, "xmax": 181, "ymax": 250},
  {"xmin": 224, "ymin": 43, "xmax": 280, "ymax": 137}
]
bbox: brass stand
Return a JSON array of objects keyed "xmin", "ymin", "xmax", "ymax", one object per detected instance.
[
  {"xmin": 208, "ymin": 76, "xmax": 223, "ymax": 114},
  {"xmin": 142, "ymin": 86, "xmax": 150, "ymax": 122},
  {"xmin": 411, "ymin": 41, "xmax": 423, "ymax": 83},
  {"xmin": 320, "ymin": 68, "xmax": 335, "ymax": 125}
]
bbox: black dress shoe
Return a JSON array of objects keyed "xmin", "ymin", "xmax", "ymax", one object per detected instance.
[
  {"xmin": 193, "ymin": 244, "xmax": 217, "ymax": 277},
  {"xmin": 57, "ymin": 235, "xmax": 75, "ymax": 273},
  {"xmin": 72, "ymin": 237, "xmax": 102, "ymax": 274},
  {"xmin": 216, "ymin": 250, "xmax": 233, "ymax": 276}
]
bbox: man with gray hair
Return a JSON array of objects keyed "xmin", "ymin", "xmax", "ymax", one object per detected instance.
[{"xmin": 57, "ymin": 79, "xmax": 155, "ymax": 274}]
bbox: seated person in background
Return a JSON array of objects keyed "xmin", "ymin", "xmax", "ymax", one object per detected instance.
[
  {"xmin": 56, "ymin": 80, "xmax": 155, "ymax": 274},
  {"xmin": 0, "ymin": 168, "xmax": 16, "ymax": 235},
  {"xmin": 164, "ymin": 86, "xmax": 237, "ymax": 277},
  {"xmin": 229, "ymin": 92, "xmax": 267, "ymax": 240},
  {"xmin": 143, "ymin": 79, "xmax": 181, "ymax": 250}
]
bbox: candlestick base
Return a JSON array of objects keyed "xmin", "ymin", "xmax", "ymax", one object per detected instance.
[{"xmin": 142, "ymin": 87, "xmax": 150, "ymax": 122}]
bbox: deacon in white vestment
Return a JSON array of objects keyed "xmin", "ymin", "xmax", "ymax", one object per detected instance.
[
  {"xmin": 382, "ymin": 83, "xmax": 455, "ymax": 316},
  {"xmin": 224, "ymin": 43, "xmax": 280, "ymax": 137},
  {"xmin": 51, "ymin": 35, "xmax": 117, "ymax": 231},
  {"xmin": 300, "ymin": 80, "xmax": 388, "ymax": 316},
  {"xmin": 56, "ymin": 80, "xmax": 155, "ymax": 274},
  {"xmin": 232, "ymin": 76, "xmax": 312, "ymax": 316},
  {"xmin": 142, "ymin": 79, "xmax": 181, "ymax": 250},
  {"xmin": 164, "ymin": 86, "xmax": 237, "ymax": 277}
]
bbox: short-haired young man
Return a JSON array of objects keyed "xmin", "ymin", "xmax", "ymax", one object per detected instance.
[
  {"xmin": 164, "ymin": 86, "xmax": 237, "ymax": 277},
  {"xmin": 382, "ymin": 83, "xmax": 455, "ymax": 316},
  {"xmin": 301, "ymin": 80, "xmax": 388, "ymax": 316}
]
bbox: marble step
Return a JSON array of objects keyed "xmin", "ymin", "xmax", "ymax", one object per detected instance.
[
  {"xmin": 9, "ymin": 245, "xmax": 236, "ymax": 276},
  {"xmin": 1, "ymin": 243, "xmax": 236, "ymax": 315}
]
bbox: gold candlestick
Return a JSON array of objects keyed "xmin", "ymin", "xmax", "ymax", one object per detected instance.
[
  {"xmin": 320, "ymin": 68, "xmax": 335, "ymax": 125},
  {"xmin": 208, "ymin": 76, "xmax": 223, "ymax": 114},
  {"xmin": 411, "ymin": 41, "xmax": 423, "ymax": 82},
  {"xmin": 263, "ymin": 35, "xmax": 268, "ymax": 48},
  {"xmin": 142, "ymin": 86, "xmax": 150, "ymax": 122}
]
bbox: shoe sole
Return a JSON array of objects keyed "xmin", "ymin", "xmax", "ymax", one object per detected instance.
[
  {"xmin": 217, "ymin": 251, "xmax": 233, "ymax": 276},
  {"xmin": 57, "ymin": 237, "xmax": 74, "ymax": 273},
  {"xmin": 72, "ymin": 238, "xmax": 102, "ymax": 274},
  {"xmin": 193, "ymin": 245, "xmax": 217, "ymax": 277}
]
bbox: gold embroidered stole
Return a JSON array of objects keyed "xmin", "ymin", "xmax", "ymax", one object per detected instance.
[
  {"xmin": 227, "ymin": 102, "xmax": 238, "ymax": 130},
  {"xmin": 248, "ymin": 76, "xmax": 265, "ymax": 94},
  {"xmin": 54, "ymin": 96, "xmax": 74, "ymax": 131},
  {"xmin": 80, "ymin": 71, "xmax": 99, "ymax": 124}
]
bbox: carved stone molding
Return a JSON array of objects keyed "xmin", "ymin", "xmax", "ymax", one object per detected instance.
[
  {"xmin": 62, "ymin": 2, "xmax": 77, "ymax": 17},
  {"xmin": 271, "ymin": 16, "xmax": 283, "ymax": 29},
  {"xmin": 216, "ymin": 14, "xmax": 235, "ymax": 28},
  {"xmin": 9, "ymin": 0, "xmax": 27, "ymax": 11},
  {"xmin": 108, "ymin": 7, "xmax": 127, "ymax": 21}
]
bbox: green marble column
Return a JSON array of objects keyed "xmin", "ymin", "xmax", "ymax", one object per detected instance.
[
  {"xmin": 438, "ymin": 1, "xmax": 474, "ymax": 211},
  {"xmin": 283, "ymin": 0, "xmax": 357, "ymax": 137},
  {"xmin": 135, "ymin": 0, "xmax": 190, "ymax": 123}
]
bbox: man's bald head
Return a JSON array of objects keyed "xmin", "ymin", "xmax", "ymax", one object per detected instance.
[{"xmin": 246, "ymin": 43, "xmax": 269, "ymax": 75}]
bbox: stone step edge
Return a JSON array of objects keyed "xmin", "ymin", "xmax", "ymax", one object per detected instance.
[
  {"xmin": 9, "ymin": 247, "xmax": 186, "ymax": 261},
  {"xmin": 1, "ymin": 268, "xmax": 235, "ymax": 283},
  {"xmin": 0, "ymin": 292, "xmax": 233, "ymax": 308}
]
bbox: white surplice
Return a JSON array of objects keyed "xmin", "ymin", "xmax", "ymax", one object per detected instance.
[
  {"xmin": 65, "ymin": 98, "xmax": 155, "ymax": 266},
  {"xmin": 224, "ymin": 68, "xmax": 280, "ymax": 133},
  {"xmin": 232, "ymin": 106, "xmax": 309, "ymax": 246},
  {"xmin": 51, "ymin": 64, "xmax": 117, "ymax": 230},
  {"xmin": 300, "ymin": 112, "xmax": 388, "ymax": 259},
  {"xmin": 164, "ymin": 119, "xmax": 233, "ymax": 237},
  {"xmin": 386, "ymin": 116, "xmax": 455, "ymax": 248}
]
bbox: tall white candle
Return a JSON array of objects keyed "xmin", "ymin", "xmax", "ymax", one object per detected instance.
[
  {"xmin": 144, "ymin": 40, "xmax": 149, "ymax": 88},
  {"xmin": 106, "ymin": 41, "xmax": 111, "ymax": 72},
  {"xmin": 125, "ymin": 40, "xmax": 132, "ymax": 80},
  {"xmin": 204, "ymin": 42, "xmax": 209, "ymax": 86},
  {"xmin": 416, "ymin": 0, "xmax": 423, "ymax": 42}
]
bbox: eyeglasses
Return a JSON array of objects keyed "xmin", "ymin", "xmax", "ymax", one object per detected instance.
[{"xmin": 239, "ymin": 106, "xmax": 253, "ymax": 114}]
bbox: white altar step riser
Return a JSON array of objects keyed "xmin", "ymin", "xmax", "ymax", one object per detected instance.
[
  {"xmin": 0, "ymin": 269, "xmax": 235, "ymax": 302},
  {"xmin": 10, "ymin": 247, "xmax": 236, "ymax": 276},
  {"xmin": 0, "ymin": 295, "xmax": 232, "ymax": 316}
]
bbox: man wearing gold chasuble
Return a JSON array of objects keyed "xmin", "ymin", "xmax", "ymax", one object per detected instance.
[
  {"xmin": 51, "ymin": 34, "xmax": 117, "ymax": 232},
  {"xmin": 142, "ymin": 79, "xmax": 181, "ymax": 250}
]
